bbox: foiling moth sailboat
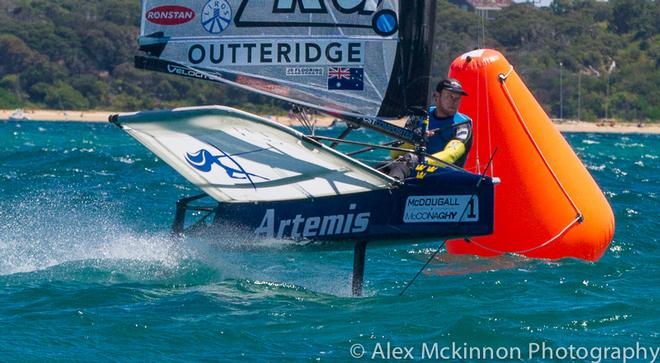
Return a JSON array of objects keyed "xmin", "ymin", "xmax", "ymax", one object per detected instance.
[
  {"xmin": 110, "ymin": 0, "xmax": 615, "ymax": 294},
  {"xmin": 110, "ymin": 0, "xmax": 496, "ymax": 294}
]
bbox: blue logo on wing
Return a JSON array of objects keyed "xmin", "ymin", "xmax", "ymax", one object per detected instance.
[{"xmin": 185, "ymin": 148, "xmax": 269, "ymax": 189}]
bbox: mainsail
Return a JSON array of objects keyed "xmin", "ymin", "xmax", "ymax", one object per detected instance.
[{"xmin": 137, "ymin": 0, "xmax": 436, "ymax": 120}]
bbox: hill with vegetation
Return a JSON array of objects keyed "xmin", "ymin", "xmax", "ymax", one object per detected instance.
[
  {"xmin": 434, "ymin": 0, "xmax": 659, "ymax": 121},
  {"xmin": 0, "ymin": 0, "xmax": 657, "ymax": 121}
]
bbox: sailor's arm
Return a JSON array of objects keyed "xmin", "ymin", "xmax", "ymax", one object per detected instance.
[
  {"xmin": 427, "ymin": 139, "xmax": 466, "ymax": 166},
  {"xmin": 427, "ymin": 120, "xmax": 472, "ymax": 166},
  {"xmin": 389, "ymin": 116, "xmax": 426, "ymax": 159},
  {"xmin": 390, "ymin": 142, "xmax": 414, "ymax": 159}
]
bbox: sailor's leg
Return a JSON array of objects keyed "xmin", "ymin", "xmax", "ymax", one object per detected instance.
[
  {"xmin": 386, "ymin": 161, "xmax": 408, "ymax": 180},
  {"xmin": 384, "ymin": 154, "xmax": 419, "ymax": 180},
  {"xmin": 352, "ymin": 240, "xmax": 368, "ymax": 296}
]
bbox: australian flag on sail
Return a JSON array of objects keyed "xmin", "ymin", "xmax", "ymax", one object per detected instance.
[{"xmin": 327, "ymin": 67, "xmax": 364, "ymax": 91}]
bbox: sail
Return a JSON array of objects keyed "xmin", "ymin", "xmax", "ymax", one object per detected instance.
[
  {"xmin": 111, "ymin": 106, "xmax": 396, "ymax": 202},
  {"xmin": 137, "ymin": 0, "xmax": 436, "ymax": 118}
]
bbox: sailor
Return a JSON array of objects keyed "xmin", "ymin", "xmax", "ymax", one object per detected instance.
[{"xmin": 383, "ymin": 78, "xmax": 473, "ymax": 180}]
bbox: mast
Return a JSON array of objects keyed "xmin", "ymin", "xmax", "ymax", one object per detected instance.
[{"xmin": 379, "ymin": 0, "xmax": 437, "ymax": 118}]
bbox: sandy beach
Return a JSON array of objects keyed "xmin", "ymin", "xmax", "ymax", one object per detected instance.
[
  {"xmin": 1, "ymin": 109, "xmax": 116, "ymax": 123},
  {"xmin": 2, "ymin": 108, "xmax": 658, "ymax": 134}
]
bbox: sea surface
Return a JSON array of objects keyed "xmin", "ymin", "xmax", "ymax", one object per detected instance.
[{"xmin": 0, "ymin": 120, "xmax": 658, "ymax": 362}]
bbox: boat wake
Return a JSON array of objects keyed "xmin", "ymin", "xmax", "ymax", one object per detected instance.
[
  {"xmin": 0, "ymin": 196, "xmax": 187, "ymax": 277},
  {"xmin": 0, "ymin": 194, "xmax": 357, "ymax": 296}
]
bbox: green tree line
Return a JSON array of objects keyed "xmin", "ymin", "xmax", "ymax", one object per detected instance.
[
  {"xmin": 433, "ymin": 0, "xmax": 659, "ymax": 121},
  {"xmin": 0, "ymin": 0, "xmax": 657, "ymax": 121}
]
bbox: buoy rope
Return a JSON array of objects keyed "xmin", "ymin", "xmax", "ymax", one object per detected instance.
[
  {"xmin": 467, "ymin": 214, "xmax": 582, "ymax": 254},
  {"xmin": 498, "ymin": 68, "xmax": 582, "ymax": 217},
  {"xmin": 469, "ymin": 67, "xmax": 584, "ymax": 255},
  {"xmin": 500, "ymin": 66, "xmax": 514, "ymax": 81}
]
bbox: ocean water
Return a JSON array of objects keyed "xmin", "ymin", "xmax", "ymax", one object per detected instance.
[{"xmin": 0, "ymin": 120, "xmax": 658, "ymax": 362}]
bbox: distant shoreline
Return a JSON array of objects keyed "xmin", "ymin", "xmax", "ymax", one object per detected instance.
[{"xmin": 2, "ymin": 108, "xmax": 659, "ymax": 134}]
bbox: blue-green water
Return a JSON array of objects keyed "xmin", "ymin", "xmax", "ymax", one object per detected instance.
[{"xmin": 0, "ymin": 120, "xmax": 658, "ymax": 362}]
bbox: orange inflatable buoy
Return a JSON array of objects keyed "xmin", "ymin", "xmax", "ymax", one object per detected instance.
[{"xmin": 445, "ymin": 49, "xmax": 615, "ymax": 261}]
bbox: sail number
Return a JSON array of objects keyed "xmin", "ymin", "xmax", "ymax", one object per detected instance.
[{"xmin": 403, "ymin": 195, "xmax": 479, "ymax": 223}]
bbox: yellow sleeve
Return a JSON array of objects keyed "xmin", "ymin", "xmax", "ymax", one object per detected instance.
[
  {"xmin": 427, "ymin": 140, "xmax": 466, "ymax": 166},
  {"xmin": 390, "ymin": 142, "xmax": 414, "ymax": 159},
  {"xmin": 391, "ymin": 117, "xmax": 428, "ymax": 159}
]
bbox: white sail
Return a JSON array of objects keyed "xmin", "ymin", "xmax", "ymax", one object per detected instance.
[
  {"xmin": 137, "ymin": 0, "xmax": 436, "ymax": 118},
  {"xmin": 113, "ymin": 106, "xmax": 396, "ymax": 202}
]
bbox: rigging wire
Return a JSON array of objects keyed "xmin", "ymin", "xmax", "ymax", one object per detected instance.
[
  {"xmin": 475, "ymin": 0, "xmax": 488, "ymax": 175},
  {"xmin": 291, "ymin": 105, "xmax": 316, "ymax": 135},
  {"xmin": 309, "ymin": 135, "xmax": 468, "ymax": 172},
  {"xmin": 473, "ymin": 8, "xmax": 487, "ymax": 49},
  {"xmin": 399, "ymin": 148, "xmax": 498, "ymax": 296},
  {"xmin": 480, "ymin": 11, "xmax": 486, "ymax": 49}
]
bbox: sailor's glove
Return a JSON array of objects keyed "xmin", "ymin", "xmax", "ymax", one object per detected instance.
[{"xmin": 404, "ymin": 116, "xmax": 425, "ymax": 139}]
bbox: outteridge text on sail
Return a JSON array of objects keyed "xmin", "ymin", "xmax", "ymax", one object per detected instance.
[{"xmin": 187, "ymin": 41, "xmax": 364, "ymax": 66}]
